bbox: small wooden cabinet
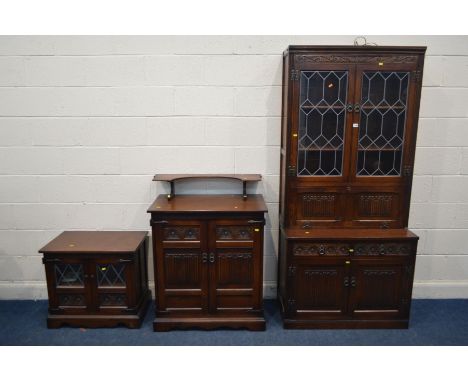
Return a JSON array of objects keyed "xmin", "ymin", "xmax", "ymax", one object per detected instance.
[
  {"xmin": 40, "ymin": 231, "xmax": 151, "ymax": 328},
  {"xmin": 148, "ymin": 193, "xmax": 267, "ymax": 331},
  {"xmin": 278, "ymin": 45, "xmax": 425, "ymax": 328}
]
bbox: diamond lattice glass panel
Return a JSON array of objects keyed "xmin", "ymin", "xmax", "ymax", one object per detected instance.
[
  {"xmin": 97, "ymin": 263, "xmax": 126, "ymax": 287},
  {"xmin": 297, "ymin": 71, "xmax": 348, "ymax": 176},
  {"xmin": 54, "ymin": 264, "xmax": 83, "ymax": 287},
  {"xmin": 357, "ymin": 71, "xmax": 409, "ymax": 176}
]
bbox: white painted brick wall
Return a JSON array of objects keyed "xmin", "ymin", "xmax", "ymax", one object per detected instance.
[{"xmin": 0, "ymin": 35, "xmax": 467, "ymax": 300}]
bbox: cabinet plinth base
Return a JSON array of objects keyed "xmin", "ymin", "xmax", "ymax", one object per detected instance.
[
  {"xmin": 282, "ymin": 318, "xmax": 409, "ymax": 329},
  {"xmin": 153, "ymin": 316, "xmax": 266, "ymax": 331},
  {"xmin": 47, "ymin": 290, "xmax": 151, "ymax": 329}
]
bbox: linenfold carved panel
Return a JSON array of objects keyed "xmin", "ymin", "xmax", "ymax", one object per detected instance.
[
  {"xmin": 164, "ymin": 252, "xmax": 201, "ymax": 288},
  {"xmin": 216, "ymin": 252, "xmax": 253, "ymax": 286},
  {"xmin": 358, "ymin": 194, "xmax": 394, "ymax": 217},
  {"xmin": 301, "ymin": 193, "xmax": 337, "ymax": 218}
]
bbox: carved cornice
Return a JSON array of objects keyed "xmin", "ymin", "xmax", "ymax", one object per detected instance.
[{"xmin": 297, "ymin": 55, "xmax": 418, "ymax": 64}]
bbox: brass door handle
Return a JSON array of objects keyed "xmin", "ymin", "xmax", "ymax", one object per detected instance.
[
  {"xmin": 347, "ymin": 104, "xmax": 353, "ymax": 112},
  {"xmin": 344, "ymin": 276, "xmax": 349, "ymax": 287},
  {"xmin": 351, "ymin": 276, "xmax": 356, "ymax": 287},
  {"xmin": 202, "ymin": 253, "xmax": 208, "ymax": 263},
  {"xmin": 354, "ymin": 103, "xmax": 361, "ymax": 112}
]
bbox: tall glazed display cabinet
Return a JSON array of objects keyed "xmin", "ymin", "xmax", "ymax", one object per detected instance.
[{"xmin": 278, "ymin": 46, "xmax": 426, "ymax": 328}]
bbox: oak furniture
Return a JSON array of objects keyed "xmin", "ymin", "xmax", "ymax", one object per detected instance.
[
  {"xmin": 40, "ymin": 231, "xmax": 150, "ymax": 328},
  {"xmin": 278, "ymin": 45, "xmax": 425, "ymax": 328},
  {"xmin": 148, "ymin": 176, "xmax": 267, "ymax": 331}
]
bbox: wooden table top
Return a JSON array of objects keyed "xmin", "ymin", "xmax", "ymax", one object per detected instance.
[
  {"xmin": 39, "ymin": 231, "xmax": 147, "ymax": 254},
  {"xmin": 147, "ymin": 194, "xmax": 267, "ymax": 213}
]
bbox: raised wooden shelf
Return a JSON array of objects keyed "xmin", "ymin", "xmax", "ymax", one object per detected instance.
[{"xmin": 153, "ymin": 174, "xmax": 262, "ymax": 201}]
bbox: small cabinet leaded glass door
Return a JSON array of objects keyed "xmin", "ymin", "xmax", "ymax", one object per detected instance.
[
  {"xmin": 95, "ymin": 257, "xmax": 133, "ymax": 312},
  {"xmin": 296, "ymin": 67, "xmax": 353, "ymax": 180},
  {"xmin": 46, "ymin": 257, "xmax": 91, "ymax": 314},
  {"xmin": 355, "ymin": 70, "xmax": 410, "ymax": 178}
]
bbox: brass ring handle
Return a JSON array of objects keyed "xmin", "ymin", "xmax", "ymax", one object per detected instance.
[
  {"xmin": 346, "ymin": 104, "xmax": 353, "ymax": 112},
  {"xmin": 354, "ymin": 104, "xmax": 361, "ymax": 112},
  {"xmin": 209, "ymin": 253, "xmax": 215, "ymax": 263},
  {"xmin": 202, "ymin": 253, "xmax": 208, "ymax": 263}
]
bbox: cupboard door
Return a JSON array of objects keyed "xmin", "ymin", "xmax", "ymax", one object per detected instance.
[
  {"xmin": 208, "ymin": 219, "xmax": 263, "ymax": 313},
  {"xmin": 44, "ymin": 256, "xmax": 92, "ymax": 314},
  {"xmin": 349, "ymin": 258, "xmax": 410, "ymax": 319},
  {"xmin": 347, "ymin": 64, "xmax": 420, "ymax": 226},
  {"xmin": 93, "ymin": 256, "xmax": 134, "ymax": 314},
  {"xmin": 154, "ymin": 220, "xmax": 209, "ymax": 313},
  {"xmin": 291, "ymin": 257, "xmax": 349, "ymax": 319},
  {"xmin": 350, "ymin": 65, "xmax": 418, "ymax": 184},
  {"xmin": 291, "ymin": 63, "xmax": 356, "ymax": 184}
]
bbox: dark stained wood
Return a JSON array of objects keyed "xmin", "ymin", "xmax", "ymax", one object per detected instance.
[
  {"xmin": 149, "ymin": 194, "xmax": 266, "ymax": 331},
  {"xmin": 41, "ymin": 231, "xmax": 151, "ymax": 329},
  {"xmin": 153, "ymin": 174, "xmax": 262, "ymax": 200},
  {"xmin": 283, "ymin": 228, "xmax": 418, "ymax": 240},
  {"xmin": 39, "ymin": 231, "xmax": 147, "ymax": 254},
  {"xmin": 148, "ymin": 194, "xmax": 268, "ymax": 213},
  {"xmin": 278, "ymin": 45, "xmax": 425, "ymax": 329},
  {"xmin": 153, "ymin": 174, "xmax": 262, "ymax": 182}
]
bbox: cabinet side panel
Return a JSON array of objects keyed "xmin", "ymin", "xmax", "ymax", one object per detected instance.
[{"xmin": 279, "ymin": 52, "xmax": 290, "ymax": 227}]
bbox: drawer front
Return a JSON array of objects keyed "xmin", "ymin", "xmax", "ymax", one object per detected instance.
[
  {"xmin": 353, "ymin": 242, "xmax": 413, "ymax": 256},
  {"xmin": 293, "ymin": 242, "xmax": 351, "ymax": 256}
]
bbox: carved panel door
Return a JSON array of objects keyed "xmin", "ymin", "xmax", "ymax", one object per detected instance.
[
  {"xmin": 44, "ymin": 256, "xmax": 93, "ymax": 315},
  {"xmin": 349, "ymin": 258, "xmax": 409, "ymax": 319},
  {"xmin": 291, "ymin": 257, "xmax": 349, "ymax": 319},
  {"xmin": 154, "ymin": 219, "xmax": 209, "ymax": 314},
  {"xmin": 208, "ymin": 219, "xmax": 263, "ymax": 313}
]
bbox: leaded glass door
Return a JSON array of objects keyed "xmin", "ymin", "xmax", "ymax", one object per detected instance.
[
  {"xmin": 45, "ymin": 257, "xmax": 92, "ymax": 314},
  {"xmin": 347, "ymin": 64, "xmax": 418, "ymax": 228},
  {"xmin": 290, "ymin": 63, "xmax": 356, "ymax": 228},
  {"xmin": 293, "ymin": 64, "xmax": 355, "ymax": 183},
  {"xmin": 352, "ymin": 69, "xmax": 411, "ymax": 179},
  {"xmin": 94, "ymin": 256, "xmax": 134, "ymax": 313}
]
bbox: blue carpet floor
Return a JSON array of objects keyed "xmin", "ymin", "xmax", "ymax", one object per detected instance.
[{"xmin": 1, "ymin": 299, "xmax": 467, "ymax": 345}]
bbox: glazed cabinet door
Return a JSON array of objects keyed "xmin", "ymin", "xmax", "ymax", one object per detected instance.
[
  {"xmin": 290, "ymin": 257, "xmax": 349, "ymax": 319},
  {"xmin": 153, "ymin": 219, "xmax": 209, "ymax": 314},
  {"xmin": 208, "ymin": 219, "xmax": 264, "ymax": 313},
  {"xmin": 43, "ymin": 256, "xmax": 93, "ymax": 314},
  {"xmin": 348, "ymin": 61, "xmax": 420, "ymax": 227},
  {"xmin": 288, "ymin": 61, "xmax": 356, "ymax": 228},
  {"xmin": 92, "ymin": 255, "xmax": 135, "ymax": 314},
  {"xmin": 348, "ymin": 257, "xmax": 411, "ymax": 319}
]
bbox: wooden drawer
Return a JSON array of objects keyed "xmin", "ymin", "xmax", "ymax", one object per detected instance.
[
  {"xmin": 293, "ymin": 242, "xmax": 351, "ymax": 256},
  {"xmin": 353, "ymin": 242, "xmax": 412, "ymax": 256}
]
